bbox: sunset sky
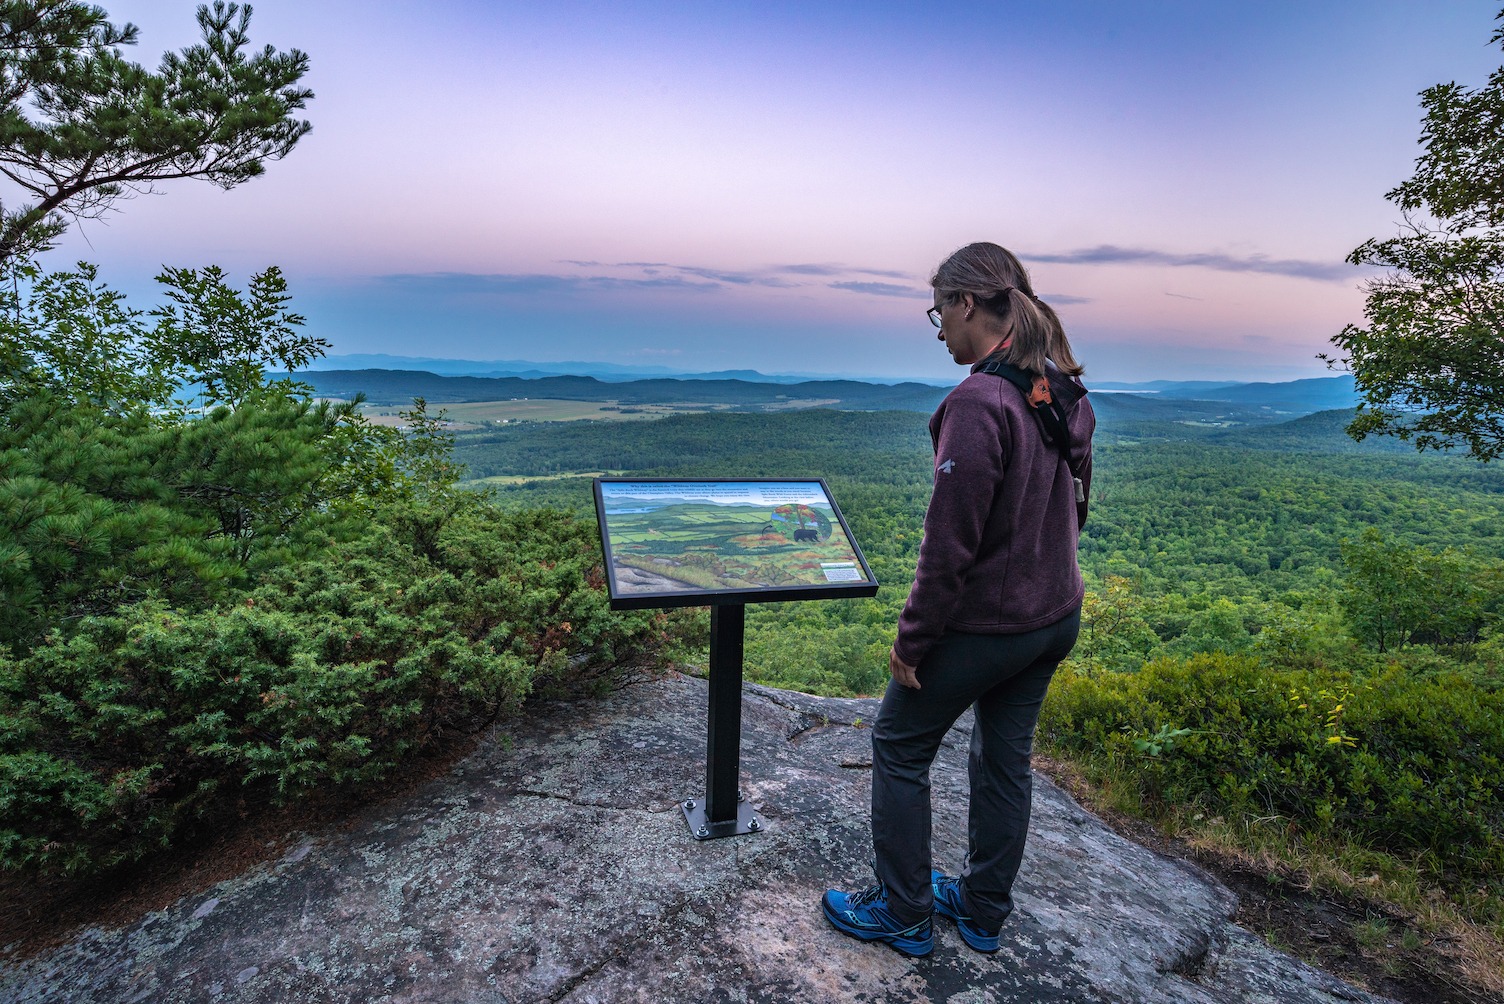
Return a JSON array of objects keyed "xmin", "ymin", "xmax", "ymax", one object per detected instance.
[{"xmin": 27, "ymin": 0, "xmax": 1504, "ymax": 381}]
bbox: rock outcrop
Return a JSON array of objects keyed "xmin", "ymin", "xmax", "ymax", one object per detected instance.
[{"xmin": 0, "ymin": 675, "xmax": 1396, "ymax": 1003}]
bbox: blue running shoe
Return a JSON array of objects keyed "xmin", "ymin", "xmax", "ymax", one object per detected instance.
[
  {"xmin": 821, "ymin": 880, "xmax": 933, "ymax": 957},
  {"xmin": 931, "ymin": 871, "xmax": 1000, "ymax": 953}
]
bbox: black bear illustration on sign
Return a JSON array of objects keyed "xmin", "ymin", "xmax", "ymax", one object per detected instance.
[{"xmin": 771, "ymin": 503, "xmax": 831, "ymax": 543}]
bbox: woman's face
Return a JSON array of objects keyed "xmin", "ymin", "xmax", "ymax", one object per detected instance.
[{"xmin": 933, "ymin": 291, "xmax": 1008, "ymax": 366}]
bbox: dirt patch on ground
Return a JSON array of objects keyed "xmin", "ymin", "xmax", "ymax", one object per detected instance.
[
  {"xmin": 1032, "ymin": 753, "xmax": 1502, "ymax": 1004},
  {"xmin": 0, "ymin": 728, "xmax": 486, "ymax": 963}
]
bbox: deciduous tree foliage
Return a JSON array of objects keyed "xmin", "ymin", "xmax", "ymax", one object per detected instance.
[
  {"xmin": 0, "ymin": 259, "xmax": 180, "ymax": 408},
  {"xmin": 151, "ymin": 264, "xmax": 326, "ymax": 410},
  {"xmin": 1339, "ymin": 528, "xmax": 1488, "ymax": 652},
  {"xmin": 1328, "ymin": 7, "xmax": 1504, "ymax": 460}
]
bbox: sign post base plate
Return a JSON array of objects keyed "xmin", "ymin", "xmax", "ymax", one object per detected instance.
[{"xmin": 681, "ymin": 796, "xmax": 761, "ymax": 840}]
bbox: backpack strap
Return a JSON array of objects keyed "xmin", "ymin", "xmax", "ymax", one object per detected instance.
[{"xmin": 976, "ymin": 355, "xmax": 1086, "ymax": 503}]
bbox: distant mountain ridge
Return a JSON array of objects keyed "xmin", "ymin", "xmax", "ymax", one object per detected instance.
[
  {"xmin": 295, "ymin": 369, "xmax": 954, "ymax": 412},
  {"xmin": 290, "ymin": 366, "xmax": 1359, "ymax": 419},
  {"xmin": 1156, "ymin": 375, "xmax": 1358, "ymax": 412},
  {"xmin": 312, "ymin": 354, "xmax": 683, "ymax": 379},
  {"xmin": 1213, "ymin": 408, "xmax": 1420, "ymax": 454},
  {"xmin": 311, "ymin": 354, "xmax": 957, "ymax": 386},
  {"xmin": 310, "ymin": 355, "xmax": 1350, "ymax": 397},
  {"xmin": 1092, "ymin": 379, "xmax": 1243, "ymax": 393}
]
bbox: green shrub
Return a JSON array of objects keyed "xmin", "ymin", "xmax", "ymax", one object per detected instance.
[
  {"xmin": 1040, "ymin": 653, "xmax": 1504, "ymax": 878},
  {"xmin": 0, "ymin": 390, "xmax": 359, "ymax": 651},
  {"xmin": 0, "ymin": 504, "xmax": 674, "ymax": 876}
]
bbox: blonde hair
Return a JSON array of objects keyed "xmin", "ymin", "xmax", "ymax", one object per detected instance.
[{"xmin": 931, "ymin": 242, "xmax": 1083, "ymax": 378}]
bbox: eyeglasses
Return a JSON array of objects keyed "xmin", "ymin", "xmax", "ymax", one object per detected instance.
[{"xmin": 926, "ymin": 305, "xmax": 943, "ymax": 328}]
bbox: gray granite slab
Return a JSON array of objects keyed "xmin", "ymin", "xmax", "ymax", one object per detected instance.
[{"xmin": 0, "ymin": 675, "xmax": 1396, "ymax": 1003}]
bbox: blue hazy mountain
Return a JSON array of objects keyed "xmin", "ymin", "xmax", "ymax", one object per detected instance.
[
  {"xmin": 311, "ymin": 356, "xmax": 1350, "ymax": 399},
  {"xmin": 1153, "ymin": 375, "xmax": 1358, "ymax": 412},
  {"xmin": 292, "ymin": 356, "xmax": 1357, "ymax": 418},
  {"xmin": 311, "ymin": 355, "xmax": 956, "ymax": 386},
  {"xmin": 1092, "ymin": 379, "xmax": 1244, "ymax": 393},
  {"xmin": 310, "ymin": 355, "xmax": 684, "ymax": 380}
]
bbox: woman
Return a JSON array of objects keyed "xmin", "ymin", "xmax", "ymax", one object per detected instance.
[{"xmin": 822, "ymin": 242, "xmax": 1095, "ymax": 957}]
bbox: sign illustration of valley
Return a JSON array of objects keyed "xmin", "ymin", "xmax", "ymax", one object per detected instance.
[{"xmin": 596, "ymin": 480, "xmax": 873, "ymax": 599}]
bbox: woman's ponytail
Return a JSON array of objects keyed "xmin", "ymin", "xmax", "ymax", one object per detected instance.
[{"xmin": 931, "ymin": 243, "xmax": 1084, "ymax": 379}]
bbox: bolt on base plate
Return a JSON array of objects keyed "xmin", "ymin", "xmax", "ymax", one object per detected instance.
[{"xmin": 681, "ymin": 796, "xmax": 761, "ymax": 839}]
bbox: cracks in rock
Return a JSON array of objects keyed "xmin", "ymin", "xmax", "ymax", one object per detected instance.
[
  {"xmin": 540, "ymin": 947, "xmax": 628, "ymax": 1004},
  {"xmin": 750, "ymin": 689, "xmax": 871, "ymax": 729},
  {"xmin": 785, "ymin": 717, "xmax": 825, "ymax": 743},
  {"xmin": 759, "ymin": 688, "xmax": 966, "ymax": 750},
  {"xmin": 785, "ymin": 715, "xmax": 873, "ymax": 744}
]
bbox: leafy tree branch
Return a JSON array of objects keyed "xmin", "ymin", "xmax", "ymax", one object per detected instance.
[{"xmin": 1325, "ymin": 6, "xmax": 1504, "ymax": 460}]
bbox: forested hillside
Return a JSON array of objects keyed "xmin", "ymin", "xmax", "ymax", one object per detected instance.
[
  {"xmin": 1214, "ymin": 408, "xmax": 1420, "ymax": 453},
  {"xmin": 456, "ymin": 409, "xmax": 934, "ymax": 477},
  {"xmin": 294, "ymin": 368, "xmax": 954, "ymax": 410},
  {"xmin": 462, "ymin": 406, "xmax": 1504, "ymax": 692}
]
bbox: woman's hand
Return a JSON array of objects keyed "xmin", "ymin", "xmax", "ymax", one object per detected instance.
[{"xmin": 889, "ymin": 647, "xmax": 920, "ymax": 690}]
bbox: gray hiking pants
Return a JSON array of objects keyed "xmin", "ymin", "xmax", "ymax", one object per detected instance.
[{"xmin": 871, "ymin": 608, "xmax": 1081, "ymax": 928}]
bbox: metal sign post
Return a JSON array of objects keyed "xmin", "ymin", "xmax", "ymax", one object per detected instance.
[
  {"xmin": 592, "ymin": 478, "xmax": 878, "ymax": 842},
  {"xmin": 681, "ymin": 603, "xmax": 760, "ymax": 839}
]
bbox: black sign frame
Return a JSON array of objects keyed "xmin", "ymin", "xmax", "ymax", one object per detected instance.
[
  {"xmin": 593, "ymin": 477, "xmax": 879, "ymax": 611},
  {"xmin": 593, "ymin": 476, "xmax": 881, "ymax": 841}
]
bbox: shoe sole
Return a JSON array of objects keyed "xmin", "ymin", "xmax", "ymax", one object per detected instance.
[{"xmin": 821, "ymin": 898, "xmax": 933, "ymax": 957}]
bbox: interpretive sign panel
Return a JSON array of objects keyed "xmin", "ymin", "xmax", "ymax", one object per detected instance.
[
  {"xmin": 593, "ymin": 478, "xmax": 879, "ymax": 610},
  {"xmin": 594, "ymin": 477, "xmax": 878, "ymax": 840}
]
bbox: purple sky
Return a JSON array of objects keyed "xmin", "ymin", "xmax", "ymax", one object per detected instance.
[{"xmin": 23, "ymin": 0, "xmax": 1504, "ymax": 381}]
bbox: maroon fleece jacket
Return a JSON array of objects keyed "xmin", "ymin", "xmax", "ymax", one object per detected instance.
[{"xmin": 892, "ymin": 364, "xmax": 1095, "ymax": 667}]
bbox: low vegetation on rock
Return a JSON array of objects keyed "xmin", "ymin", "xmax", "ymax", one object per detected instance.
[{"xmin": 0, "ymin": 262, "xmax": 689, "ymax": 877}]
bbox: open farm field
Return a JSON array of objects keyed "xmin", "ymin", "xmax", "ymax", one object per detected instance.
[{"xmin": 361, "ymin": 398, "xmax": 709, "ymax": 426}]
